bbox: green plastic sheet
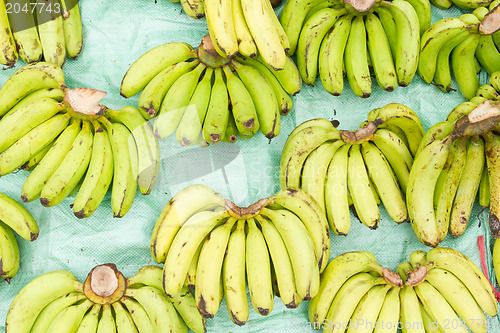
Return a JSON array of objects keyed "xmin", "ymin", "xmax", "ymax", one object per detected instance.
[{"xmin": 0, "ymin": 1, "xmax": 499, "ymax": 331}]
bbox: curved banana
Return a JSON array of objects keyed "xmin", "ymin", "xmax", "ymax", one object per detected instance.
[
  {"xmin": 0, "ymin": 192, "xmax": 38, "ymax": 241},
  {"xmin": 30, "ymin": 292, "xmax": 86, "ymax": 333},
  {"xmin": 346, "ymin": 284, "xmax": 392, "ymax": 333},
  {"xmin": 231, "ymin": 0, "xmax": 256, "ymax": 57},
  {"xmin": 451, "ymin": 34, "xmax": 481, "ymax": 100},
  {"xmin": 95, "ymin": 304, "xmax": 116, "ymax": 333},
  {"xmin": 75, "ymin": 304, "xmax": 100, "ymax": 333},
  {"xmin": 39, "ymin": 119, "xmax": 93, "ymax": 207},
  {"xmin": 202, "ymin": 67, "xmax": 230, "ymax": 143},
  {"xmin": 373, "ymin": 287, "xmax": 400, "ymax": 333},
  {"xmin": 5, "ymin": 270, "xmax": 82, "ymax": 332},
  {"xmin": 405, "ymin": 0, "xmax": 432, "ymax": 35},
  {"xmin": 0, "ymin": 221, "xmax": 19, "ymax": 282},
  {"xmin": 112, "ymin": 301, "xmax": 138, "ymax": 333},
  {"xmin": 374, "ymin": 7, "xmax": 397, "ymax": 60},
  {"xmin": 0, "ymin": 0, "xmax": 17, "ymax": 66},
  {"xmin": 180, "ymin": 0, "xmax": 205, "ymax": 19},
  {"xmin": 256, "ymin": 54, "xmax": 303, "ymax": 96},
  {"xmin": 120, "ymin": 297, "xmax": 156, "ymax": 333},
  {"xmin": 205, "ymin": 0, "xmax": 238, "ymax": 58},
  {"xmin": 6, "ymin": 87, "xmax": 64, "ymax": 117},
  {"xmin": 46, "ymin": 299, "xmax": 93, "ymax": 332},
  {"xmin": 484, "ymin": 131, "xmax": 500, "ymax": 238},
  {"xmin": 223, "ymin": 220, "xmax": 249, "ymax": 326},
  {"xmin": 120, "ymin": 42, "xmax": 195, "ymax": 98},
  {"xmin": 21, "ymin": 119, "xmax": 82, "ymax": 203},
  {"xmin": 479, "ymin": 166, "xmax": 491, "ymax": 208},
  {"xmin": 397, "ymin": 263, "xmax": 425, "ymax": 333},
  {"xmin": 476, "ymin": 84, "xmax": 500, "ymax": 100},
  {"xmin": 6, "ymin": 0, "xmax": 42, "ymax": 63},
  {"xmin": 61, "ymin": 0, "xmax": 83, "ymax": 59},
  {"xmin": 476, "ymin": 34, "xmax": 500, "ymax": 75},
  {"xmin": 36, "ymin": 0, "xmax": 66, "ymax": 67}
]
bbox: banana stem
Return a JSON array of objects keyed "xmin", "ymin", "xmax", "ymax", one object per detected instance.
[
  {"xmin": 453, "ymin": 100, "xmax": 500, "ymax": 137},
  {"xmin": 406, "ymin": 265, "xmax": 428, "ymax": 287},
  {"xmin": 225, "ymin": 198, "xmax": 269, "ymax": 219},
  {"xmin": 340, "ymin": 119, "xmax": 383, "ymax": 144},
  {"xmin": 83, "ymin": 264, "xmax": 127, "ymax": 305},
  {"xmin": 344, "ymin": 0, "xmax": 377, "ymax": 12},
  {"xmin": 197, "ymin": 35, "xmax": 230, "ymax": 68},
  {"xmin": 480, "ymin": 4, "xmax": 500, "ymax": 35},
  {"xmin": 63, "ymin": 87, "xmax": 107, "ymax": 118}
]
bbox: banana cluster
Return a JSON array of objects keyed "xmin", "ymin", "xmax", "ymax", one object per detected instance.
[
  {"xmin": 5, "ymin": 264, "xmax": 205, "ymax": 332},
  {"xmin": 0, "ymin": 192, "xmax": 38, "ymax": 282},
  {"xmin": 432, "ymin": 0, "xmax": 495, "ymax": 10},
  {"xmin": 280, "ymin": 103, "xmax": 424, "ymax": 235},
  {"xmin": 419, "ymin": 3, "xmax": 500, "ymax": 100},
  {"xmin": 0, "ymin": 0, "xmax": 83, "ymax": 67},
  {"xmin": 0, "ymin": 63, "xmax": 160, "ymax": 218},
  {"xmin": 121, "ymin": 37, "xmax": 301, "ymax": 146},
  {"xmin": 309, "ymin": 248, "xmax": 497, "ymax": 332},
  {"xmin": 281, "ymin": 0, "xmax": 430, "ymax": 97},
  {"xmin": 150, "ymin": 185, "xmax": 329, "ymax": 326},
  {"xmin": 408, "ymin": 97, "xmax": 500, "ymax": 246}
]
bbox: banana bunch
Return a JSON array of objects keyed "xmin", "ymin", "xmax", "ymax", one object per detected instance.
[
  {"xmin": 0, "ymin": 192, "xmax": 38, "ymax": 282},
  {"xmin": 5, "ymin": 264, "xmax": 205, "ymax": 333},
  {"xmin": 121, "ymin": 36, "xmax": 301, "ymax": 145},
  {"xmin": 0, "ymin": 62, "xmax": 160, "ymax": 218},
  {"xmin": 280, "ymin": 103, "xmax": 424, "ymax": 235},
  {"xmin": 309, "ymin": 248, "xmax": 497, "ymax": 332},
  {"xmin": 281, "ymin": 0, "xmax": 429, "ymax": 97},
  {"xmin": 150, "ymin": 184, "xmax": 329, "ymax": 326},
  {"xmin": 418, "ymin": 3, "xmax": 500, "ymax": 100},
  {"xmin": 407, "ymin": 98, "xmax": 500, "ymax": 247},
  {"xmin": 0, "ymin": 0, "xmax": 83, "ymax": 67}
]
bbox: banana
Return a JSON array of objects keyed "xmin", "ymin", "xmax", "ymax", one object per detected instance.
[
  {"xmin": 112, "ymin": 301, "xmax": 138, "ymax": 333},
  {"xmin": 21, "ymin": 141, "xmax": 53, "ymax": 171},
  {"xmin": 323, "ymin": 273, "xmax": 387, "ymax": 333},
  {"xmin": 120, "ymin": 42, "xmax": 195, "ymax": 98},
  {"xmin": 6, "ymin": 87, "xmax": 64, "ymax": 116},
  {"xmin": 138, "ymin": 60, "xmax": 200, "ymax": 119},
  {"xmin": 21, "ymin": 119, "xmax": 81, "ymax": 203},
  {"xmin": 6, "ymin": 0, "xmax": 42, "ymax": 63},
  {"xmin": 397, "ymin": 262, "xmax": 425, "ymax": 333},
  {"xmin": 491, "ymin": 71, "xmax": 500, "ymax": 92},
  {"xmin": 14, "ymin": 61, "xmax": 65, "ymax": 82},
  {"xmin": 373, "ymin": 287, "xmax": 400, "ymax": 333},
  {"xmin": 39, "ymin": 119, "xmax": 93, "ymax": 207},
  {"xmin": 268, "ymin": 188, "xmax": 330, "ymax": 273},
  {"xmin": 484, "ymin": 131, "xmax": 500, "ymax": 238},
  {"xmin": 0, "ymin": 67, "xmax": 63, "ymax": 116},
  {"xmin": 422, "ymin": 247, "xmax": 498, "ymax": 316},
  {"xmin": 261, "ymin": 208, "xmax": 319, "ymax": 301},
  {"xmin": 96, "ymin": 304, "xmax": 116, "ymax": 333},
  {"xmin": 231, "ymin": 0, "xmax": 256, "ymax": 57},
  {"xmin": 236, "ymin": 55, "xmax": 293, "ymax": 116},
  {"xmin": 447, "ymin": 102, "xmax": 479, "ymax": 124},
  {"xmin": 0, "ymin": 0, "xmax": 17, "ymax": 66},
  {"xmin": 414, "ymin": 281, "xmax": 468, "ymax": 333},
  {"xmin": 451, "ymin": 34, "xmax": 481, "ymax": 100},
  {"xmin": 430, "ymin": 0, "xmax": 453, "ymax": 9},
  {"xmin": 46, "ymin": 299, "xmax": 93, "ymax": 332},
  {"xmin": 479, "ymin": 166, "xmax": 490, "ymax": 208},
  {"xmin": 30, "ymin": 292, "xmax": 86, "ymax": 333},
  {"xmin": 60, "ymin": 0, "xmax": 83, "ymax": 59},
  {"xmin": 5, "ymin": 270, "xmax": 82, "ymax": 332},
  {"xmin": 405, "ymin": 0, "xmax": 432, "ymax": 35},
  {"xmin": 297, "ymin": 8, "xmax": 346, "ymax": 86},
  {"xmin": 365, "ymin": 12, "xmax": 398, "ymax": 92},
  {"xmin": 202, "ymin": 67, "xmax": 229, "ymax": 143},
  {"xmin": 425, "ymin": 268, "xmax": 487, "ymax": 333},
  {"xmin": 476, "ymin": 35, "xmax": 500, "ymax": 75},
  {"xmin": 384, "ymin": 124, "xmax": 411, "ymax": 152},
  {"xmin": 163, "ymin": 210, "xmax": 230, "ymax": 297},
  {"xmin": 246, "ymin": 218, "xmax": 274, "ymax": 316},
  {"xmin": 325, "ymin": 144, "xmax": 352, "ymax": 235},
  {"xmin": 127, "ymin": 287, "xmax": 185, "ymax": 333},
  {"xmin": 344, "ymin": 15, "xmax": 372, "ymax": 98},
  {"xmin": 107, "ymin": 122, "xmax": 137, "ymax": 218},
  {"xmin": 195, "ymin": 219, "xmax": 235, "ymax": 318},
  {"xmin": 433, "ymin": 31, "xmax": 472, "ymax": 93},
  {"xmin": 280, "ymin": 124, "xmax": 339, "ymax": 188},
  {"xmin": 264, "ymin": 0, "xmax": 290, "ymax": 52},
  {"xmin": 417, "ymin": 18, "xmax": 468, "ymax": 84},
  {"xmin": 453, "ymin": 0, "xmax": 494, "ymax": 9},
  {"xmin": 75, "ymin": 304, "xmax": 100, "ymax": 333},
  {"xmin": 205, "ymin": 0, "xmax": 238, "ymax": 58},
  {"xmin": 419, "ymin": 302, "xmax": 439, "ymax": 333},
  {"xmin": 346, "ymin": 284, "xmax": 392, "ymax": 333},
  {"xmin": 381, "ymin": 0, "xmax": 420, "ymax": 87},
  {"xmin": 371, "ymin": 128, "xmax": 413, "ymax": 193},
  {"xmin": 232, "ymin": 60, "xmax": 280, "ymax": 139},
  {"xmin": 476, "ymin": 84, "xmax": 500, "ymax": 100},
  {"xmin": 221, "ymin": 65, "xmax": 259, "ymax": 137},
  {"xmin": 223, "ymin": 220, "xmax": 249, "ymax": 326},
  {"xmin": 257, "ymin": 215, "xmax": 299, "ymax": 309},
  {"xmin": 180, "ymin": 0, "xmax": 205, "ymax": 19},
  {"xmin": 407, "ymin": 138, "xmax": 454, "ymax": 247},
  {"xmin": 319, "ymin": 14, "xmax": 352, "ymax": 96},
  {"xmin": 36, "ymin": 0, "xmax": 65, "ymax": 67},
  {"xmin": 362, "ymin": 142, "xmax": 407, "ymax": 223},
  {"xmin": 154, "ymin": 63, "xmax": 206, "ymax": 139},
  {"xmin": 120, "ymin": 297, "xmax": 156, "ymax": 333},
  {"xmin": 241, "ymin": 0, "xmax": 286, "ymax": 70},
  {"xmin": 368, "ymin": 104, "xmax": 424, "ymax": 157},
  {"xmin": 185, "ymin": 241, "xmax": 202, "ymax": 290},
  {"xmin": 0, "ymin": 221, "xmax": 19, "ymax": 281},
  {"xmin": 0, "ymin": 113, "xmax": 69, "ymax": 177},
  {"xmin": 150, "ymin": 185, "xmax": 225, "ymax": 263},
  {"xmin": 301, "ymin": 141, "xmax": 341, "ymax": 212},
  {"xmin": 374, "ymin": 7, "xmax": 398, "ymax": 60},
  {"xmin": 105, "ymin": 106, "xmax": 160, "ymax": 195},
  {"xmin": 0, "ymin": 193, "xmax": 38, "ymax": 243},
  {"xmin": 494, "ymin": 239, "xmax": 500, "ymax": 290},
  {"xmin": 171, "ymin": 288, "xmax": 206, "ymax": 333},
  {"xmin": 176, "ymin": 67, "xmax": 214, "ymax": 146},
  {"xmin": 434, "ymin": 138, "xmax": 467, "ymax": 242},
  {"xmin": 348, "ymin": 144, "xmax": 380, "ymax": 229},
  {"xmin": 256, "ymin": 54, "xmax": 303, "ymax": 96},
  {"xmin": 450, "ymin": 136, "xmax": 485, "ymax": 237}
]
